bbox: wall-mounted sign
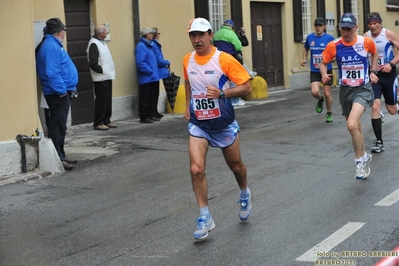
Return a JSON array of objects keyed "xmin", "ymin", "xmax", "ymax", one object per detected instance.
[
  {"xmin": 257, "ymin": 25, "xmax": 263, "ymax": 41},
  {"xmin": 104, "ymin": 23, "xmax": 111, "ymax": 42}
]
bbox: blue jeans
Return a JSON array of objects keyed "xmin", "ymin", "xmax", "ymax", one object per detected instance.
[
  {"xmin": 230, "ymin": 81, "xmax": 239, "ymax": 104},
  {"xmin": 231, "ymin": 97, "xmax": 239, "ymax": 104}
]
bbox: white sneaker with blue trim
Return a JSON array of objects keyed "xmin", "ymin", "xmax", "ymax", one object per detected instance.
[
  {"xmin": 355, "ymin": 161, "xmax": 370, "ymax": 179},
  {"xmin": 239, "ymin": 188, "xmax": 252, "ymax": 221},
  {"xmin": 193, "ymin": 215, "xmax": 215, "ymax": 240}
]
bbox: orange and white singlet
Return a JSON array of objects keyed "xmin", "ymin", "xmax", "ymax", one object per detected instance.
[{"xmin": 183, "ymin": 47, "xmax": 249, "ymax": 129}]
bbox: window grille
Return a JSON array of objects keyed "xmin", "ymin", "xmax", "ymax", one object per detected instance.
[
  {"xmin": 351, "ymin": 0, "xmax": 359, "ymax": 34},
  {"xmin": 302, "ymin": 0, "xmax": 312, "ymax": 41},
  {"xmin": 209, "ymin": 0, "xmax": 225, "ymax": 32}
]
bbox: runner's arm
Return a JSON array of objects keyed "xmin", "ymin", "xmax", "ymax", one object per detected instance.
[
  {"xmin": 227, "ymin": 81, "xmax": 251, "ymax": 98},
  {"xmin": 319, "ymin": 61, "xmax": 330, "ymax": 84},
  {"xmin": 183, "ymin": 55, "xmax": 191, "ymax": 121},
  {"xmin": 320, "ymin": 42, "xmax": 335, "ymax": 83},
  {"xmin": 368, "ymin": 40, "xmax": 379, "ymax": 72},
  {"xmin": 386, "ymin": 29, "xmax": 399, "ymax": 66},
  {"xmin": 184, "ymin": 79, "xmax": 191, "ymax": 121},
  {"xmin": 301, "ymin": 48, "xmax": 309, "ymax": 67},
  {"xmin": 369, "ymin": 52, "xmax": 379, "ymax": 83},
  {"xmin": 206, "ymin": 81, "xmax": 251, "ymax": 99}
]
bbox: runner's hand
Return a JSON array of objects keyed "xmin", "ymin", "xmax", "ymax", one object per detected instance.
[
  {"xmin": 380, "ymin": 63, "xmax": 392, "ymax": 73},
  {"xmin": 321, "ymin": 74, "xmax": 332, "ymax": 84},
  {"xmin": 184, "ymin": 108, "xmax": 190, "ymax": 121},
  {"xmin": 206, "ymin": 85, "xmax": 219, "ymax": 99},
  {"xmin": 370, "ymin": 72, "xmax": 379, "ymax": 83}
]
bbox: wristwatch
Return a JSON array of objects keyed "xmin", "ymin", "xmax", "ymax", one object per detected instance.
[
  {"xmin": 219, "ymin": 90, "xmax": 225, "ymax": 99},
  {"xmin": 389, "ymin": 62, "xmax": 396, "ymax": 68},
  {"xmin": 370, "ymin": 70, "xmax": 378, "ymax": 75}
]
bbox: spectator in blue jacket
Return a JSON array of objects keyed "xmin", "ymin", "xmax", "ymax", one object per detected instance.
[
  {"xmin": 36, "ymin": 18, "xmax": 78, "ymax": 170},
  {"xmin": 152, "ymin": 27, "xmax": 170, "ymax": 119},
  {"xmin": 135, "ymin": 27, "xmax": 160, "ymax": 123}
]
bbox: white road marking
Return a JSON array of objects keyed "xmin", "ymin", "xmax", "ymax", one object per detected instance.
[
  {"xmin": 375, "ymin": 188, "xmax": 399, "ymax": 206},
  {"xmin": 233, "ymin": 98, "xmax": 287, "ymax": 109},
  {"xmin": 296, "ymin": 222, "xmax": 365, "ymax": 262}
]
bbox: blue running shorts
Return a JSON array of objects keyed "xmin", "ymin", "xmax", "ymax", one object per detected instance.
[{"xmin": 188, "ymin": 120, "xmax": 240, "ymax": 148}]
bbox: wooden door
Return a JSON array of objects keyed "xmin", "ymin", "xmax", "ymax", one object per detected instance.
[
  {"xmin": 251, "ymin": 2, "xmax": 284, "ymax": 89},
  {"xmin": 64, "ymin": 0, "xmax": 93, "ymax": 125}
]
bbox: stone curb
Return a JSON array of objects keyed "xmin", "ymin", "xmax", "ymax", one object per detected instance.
[{"xmin": 0, "ymin": 171, "xmax": 54, "ymax": 186}]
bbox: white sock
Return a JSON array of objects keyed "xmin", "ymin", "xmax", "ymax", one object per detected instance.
[{"xmin": 240, "ymin": 188, "xmax": 249, "ymax": 195}]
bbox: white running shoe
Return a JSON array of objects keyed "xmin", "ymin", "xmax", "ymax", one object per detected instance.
[
  {"xmin": 371, "ymin": 141, "xmax": 385, "ymax": 153},
  {"xmin": 239, "ymin": 188, "xmax": 252, "ymax": 221},
  {"xmin": 355, "ymin": 162, "xmax": 370, "ymax": 179},
  {"xmin": 249, "ymin": 71, "xmax": 257, "ymax": 79},
  {"xmin": 364, "ymin": 153, "xmax": 372, "ymax": 168},
  {"xmin": 193, "ymin": 215, "xmax": 215, "ymax": 239},
  {"xmin": 236, "ymin": 99, "xmax": 245, "ymax": 106}
]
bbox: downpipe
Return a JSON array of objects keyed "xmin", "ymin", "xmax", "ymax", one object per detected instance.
[{"xmin": 16, "ymin": 129, "xmax": 43, "ymax": 173}]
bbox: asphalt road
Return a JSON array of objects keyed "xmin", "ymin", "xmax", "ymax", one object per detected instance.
[{"xmin": 1, "ymin": 87, "xmax": 399, "ymax": 266}]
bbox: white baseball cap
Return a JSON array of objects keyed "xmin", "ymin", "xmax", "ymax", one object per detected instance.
[{"xmin": 187, "ymin": 18, "xmax": 212, "ymax": 33}]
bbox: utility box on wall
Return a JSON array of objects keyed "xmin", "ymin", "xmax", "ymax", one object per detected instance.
[{"xmin": 34, "ymin": 21, "xmax": 46, "ymax": 46}]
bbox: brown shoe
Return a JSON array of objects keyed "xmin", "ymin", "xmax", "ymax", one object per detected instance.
[
  {"xmin": 106, "ymin": 122, "xmax": 118, "ymax": 128},
  {"xmin": 62, "ymin": 161, "xmax": 74, "ymax": 170},
  {"xmin": 64, "ymin": 158, "xmax": 77, "ymax": 164},
  {"xmin": 94, "ymin": 124, "xmax": 109, "ymax": 130}
]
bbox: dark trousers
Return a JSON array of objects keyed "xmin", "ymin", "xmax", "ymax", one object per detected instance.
[
  {"xmin": 139, "ymin": 81, "xmax": 158, "ymax": 120},
  {"xmin": 93, "ymin": 80, "xmax": 113, "ymax": 127},
  {"xmin": 44, "ymin": 108, "xmax": 50, "ymax": 128},
  {"xmin": 45, "ymin": 93, "xmax": 71, "ymax": 161},
  {"xmin": 150, "ymin": 81, "xmax": 160, "ymax": 116}
]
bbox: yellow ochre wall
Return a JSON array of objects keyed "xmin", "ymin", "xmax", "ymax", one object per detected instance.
[
  {"xmin": 139, "ymin": 1, "xmax": 195, "ymax": 88},
  {"xmin": 1, "ymin": 1, "xmax": 41, "ymax": 141}
]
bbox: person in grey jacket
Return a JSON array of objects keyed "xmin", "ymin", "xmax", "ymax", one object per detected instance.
[{"xmin": 87, "ymin": 24, "xmax": 117, "ymax": 130}]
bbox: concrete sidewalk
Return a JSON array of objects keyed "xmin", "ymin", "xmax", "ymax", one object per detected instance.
[{"xmin": 0, "ymin": 91, "xmax": 291, "ymax": 187}]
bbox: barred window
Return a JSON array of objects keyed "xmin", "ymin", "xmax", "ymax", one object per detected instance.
[
  {"xmin": 351, "ymin": 0, "xmax": 359, "ymax": 34},
  {"xmin": 208, "ymin": 0, "xmax": 226, "ymax": 32},
  {"xmin": 387, "ymin": 0, "xmax": 399, "ymax": 6},
  {"xmin": 302, "ymin": 0, "xmax": 312, "ymax": 42}
]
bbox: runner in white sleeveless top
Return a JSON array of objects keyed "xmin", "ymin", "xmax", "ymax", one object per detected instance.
[
  {"xmin": 364, "ymin": 12, "xmax": 399, "ymax": 153},
  {"xmin": 183, "ymin": 18, "xmax": 252, "ymax": 240}
]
